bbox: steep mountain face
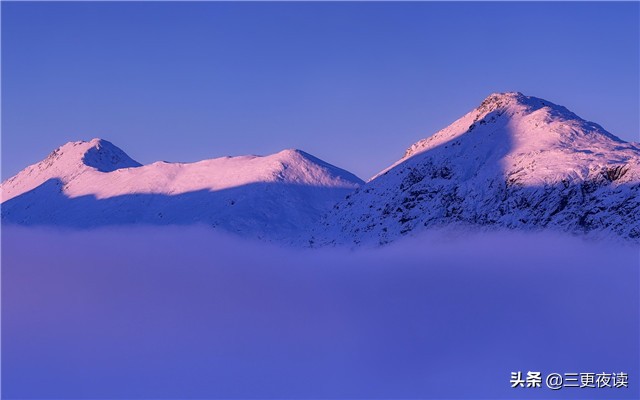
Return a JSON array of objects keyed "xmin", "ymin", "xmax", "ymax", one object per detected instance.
[
  {"xmin": 317, "ymin": 92, "xmax": 640, "ymax": 245},
  {"xmin": 1, "ymin": 139, "xmax": 363, "ymax": 242}
]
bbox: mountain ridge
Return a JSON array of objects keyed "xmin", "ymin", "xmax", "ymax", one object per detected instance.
[
  {"xmin": 1, "ymin": 141, "xmax": 363, "ymax": 242},
  {"xmin": 3, "ymin": 92, "xmax": 639, "ymax": 244}
]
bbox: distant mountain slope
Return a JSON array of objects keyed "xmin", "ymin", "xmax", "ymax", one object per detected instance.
[
  {"xmin": 316, "ymin": 92, "xmax": 640, "ymax": 245},
  {"xmin": 1, "ymin": 139, "xmax": 363, "ymax": 242}
]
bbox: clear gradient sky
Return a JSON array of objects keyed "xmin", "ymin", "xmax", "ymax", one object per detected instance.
[{"xmin": 2, "ymin": 1, "xmax": 639, "ymax": 180}]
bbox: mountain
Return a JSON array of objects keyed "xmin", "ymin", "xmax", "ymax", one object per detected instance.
[
  {"xmin": 315, "ymin": 92, "xmax": 640, "ymax": 245},
  {"xmin": 4, "ymin": 93, "xmax": 639, "ymax": 246},
  {"xmin": 1, "ymin": 139, "xmax": 363, "ymax": 242}
]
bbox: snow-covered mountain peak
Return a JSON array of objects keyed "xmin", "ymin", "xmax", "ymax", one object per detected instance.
[
  {"xmin": 475, "ymin": 91, "xmax": 568, "ymax": 116},
  {"xmin": 2, "ymin": 140, "xmax": 363, "ymax": 201},
  {"xmin": 476, "ymin": 91, "xmax": 527, "ymax": 111},
  {"xmin": 387, "ymin": 92, "xmax": 638, "ymax": 185},
  {"xmin": 321, "ymin": 93, "xmax": 640, "ymax": 245},
  {"xmin": 268, "ymin": 148, "xmax": 363, "ymax": 187},
  {"xmin": 2, "ymin": 138, "xmax": 142, "ymax": 202},
  {"xmin": 1, "ymin": 140, "xmax": 363, "ymax": 241},
  {"xmin": 40, "ymin": 138, "xmax": 141, "ymax": 172},
  {"xmin": 274, "ymin": 148, "xmax": 305, "ymax": 157},
  {"xmin": 79, "ymin": 138, "xmax": 142, "ymax": 172}
]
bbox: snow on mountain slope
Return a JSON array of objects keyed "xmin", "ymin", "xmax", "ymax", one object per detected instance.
[
  {"xmin": 1, "ymin": 139, "xmax": 363, "ymax": 242},
  {"xmin": 317, "ymin": 92, "xmax": 640, "ymax": 245},
  {"xmin": 1, "ymin": 139, "xmax": 142, "ymax": 202}
]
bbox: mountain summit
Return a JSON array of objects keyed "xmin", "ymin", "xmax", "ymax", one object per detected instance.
[
  {"xmin": 318, "ymin": 92, "xmax": 640, "ymax": 245},
  {"xmin": 3, "ymin": 93, "xmax": 638, "ymax": 245},
  {"xmin": 380, "ymin": 92, "xmax": 636, "ymax": 182},
  {"xmin": 2, "ymin": 139, "xmax": 142, "ymax": 202},
  {"xmin": 1, "ymin": 140, "xmax": 363, "ymax": 242}
]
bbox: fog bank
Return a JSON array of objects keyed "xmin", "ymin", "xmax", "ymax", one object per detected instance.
[{"xmin": 3, "ymin": 226, "xmax": 638, "ymax": 398}]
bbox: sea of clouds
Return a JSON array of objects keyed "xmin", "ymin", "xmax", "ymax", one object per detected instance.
[{"xmin": 2, "ymin": 226, "xmax": 638, "ymax": 398}]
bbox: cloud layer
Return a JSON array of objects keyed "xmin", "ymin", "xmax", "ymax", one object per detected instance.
[{"xmin": 3, "ymin": 226, "xmax": 638, "ymax": 398}]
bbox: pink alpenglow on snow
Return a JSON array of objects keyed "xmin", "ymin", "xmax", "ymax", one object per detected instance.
[
  {"xmin": 317, "ymin": 92, "xmax": 640, "ymax": 245},
  {"xmin": 0, "ymin": 139, "xmax": 363, "ymax": 242},
  {"xmin": 2, "ymin": 92, "xmax": 639, "ymax": 245}
]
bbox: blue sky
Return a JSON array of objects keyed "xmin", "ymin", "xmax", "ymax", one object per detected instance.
[{"xmin": 2, "ymin": 1, "xmax": 638, "ymax": 180}]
